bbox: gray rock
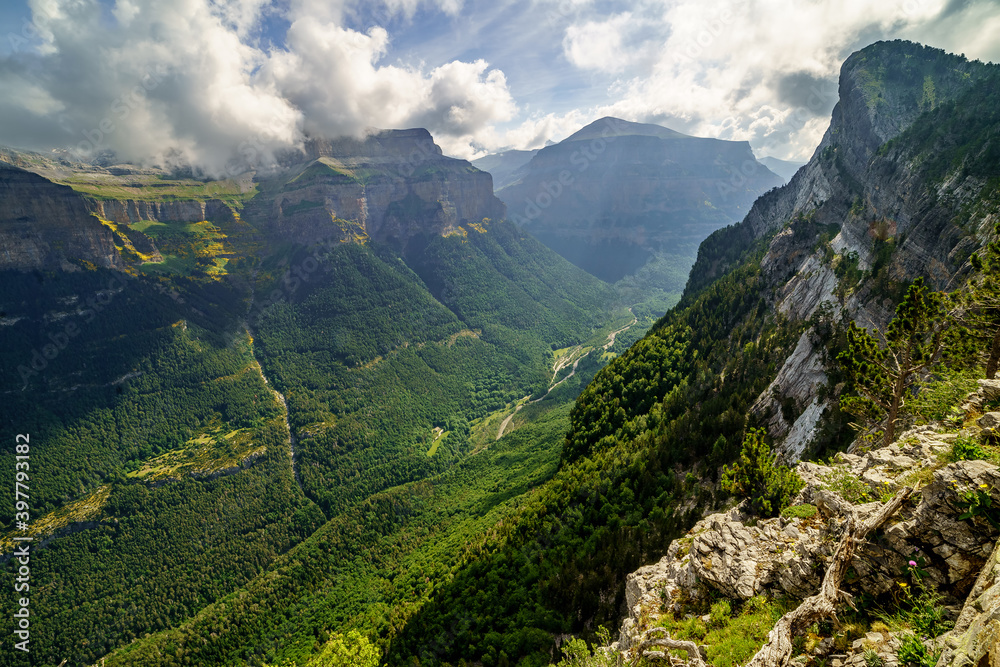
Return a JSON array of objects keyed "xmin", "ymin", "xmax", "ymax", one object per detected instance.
[
  {"xmin": 978, "ymin": 412, "xmax": 1000, "ymax": 431},
  {"xmin": 978, "ymin": 379, "xmax": 1000, "ymax": 404}
]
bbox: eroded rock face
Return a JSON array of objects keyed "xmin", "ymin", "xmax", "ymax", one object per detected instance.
[
  {"xmin": 751, "ymin": 331, "xmax": 830, "ymax": 459},
  {"xmin": 88, "ymin": 199, "xmax": 235, "ymax": 225},
  {"xmin": 252, "ymin": 130, "xmax": 506, "ymax": 247},
  {"xmin": 938, "ymin": 535, "xmax": 1000, "ymax": 667},
  {"xmin": 613, "ymin": 429, "xmax": 999, "ymax": 660},
  {"xmin": 0, "ymin": 163, "xmax": 123, "ymax": 271}
]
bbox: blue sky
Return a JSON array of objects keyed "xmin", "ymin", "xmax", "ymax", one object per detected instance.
[{"xmin": 0, "ymin": 0, "xmax": 998, "ymax": 174}]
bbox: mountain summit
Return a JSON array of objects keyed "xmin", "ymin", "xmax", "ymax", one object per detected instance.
[{"xmin": 490, "ymin": 116, "xmax": 782, "ymax": 304}]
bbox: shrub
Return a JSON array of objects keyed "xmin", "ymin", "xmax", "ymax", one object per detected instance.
[
  {"xmin": 949, "ymin": 435, "xmax": 992, "ymax": 462},
  {"xmin": 722, "ymin": 429, "xmax": 804, "ymax": 517},
  {"xmin": 897, "ymin": 633, "xmax": 937, "ymax": 667},
  {"xmin": 709, "ymin": 599, "xmax": 732, "ymax": 628}
]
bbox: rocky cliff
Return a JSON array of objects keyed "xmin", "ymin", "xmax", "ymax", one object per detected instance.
[
  {"xmin": 0, "ymin": 163, "xmax": 123, "ymax": 271},
  {"xmin": 611, "ymin": 380, "xmax": 1000, "ymax": 667},
  {"xmin": 0, "ymin": 130, "xmax": 507, "ymax": 272},
  {"xmin": 495, "ymin": 117, "xmax": 783, "ymax": 285},
  {"xmin": 87, "ymin": 198, "xmax": 236, "ymax": 225},
  {"xmin": 682, "ymin": 41, "xmax": 1000, "ymax": 459},
  {"xmin": 250, "ymin": 129, "xmax": 506, "ymax": 247}
]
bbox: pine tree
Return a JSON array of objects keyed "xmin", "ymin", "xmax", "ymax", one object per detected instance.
[
  {"xmin": 721, "ymin": 428, "xmax": 803, "ymax": 517},
  {"xmin": 839, "ymin": 277, "xmax": 948, "ymax": 447},
  {"xmin": 951, "ymin": 223, "xmax": 1000, "ymax": 378}
]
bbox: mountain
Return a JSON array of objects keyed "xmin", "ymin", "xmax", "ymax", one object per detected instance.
[
  {"xmin": 471, "ymin": 148, "xmax": 538, "ymax": 190},
  {"xmin": 757, "ymin": 155, "xmax": 806, "ymax": 183},
  {"xmin": 4, "ymin": 37, "xmax": 999, "ymax": 667},
  {"xmin": 494, "ymin": 116, "xmax": 783, "ymax": 312},
  {"xmin": 0, "ymin": 131, "xmax": 630, "ymax": 666}
]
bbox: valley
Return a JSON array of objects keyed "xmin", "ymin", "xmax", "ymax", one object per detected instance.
[{"xmin": 0, "ymin": 28, "xmax": 999, "ymax": 667}]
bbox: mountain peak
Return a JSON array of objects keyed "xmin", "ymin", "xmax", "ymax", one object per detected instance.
[{"xmin": 563, "ymin": 117, "xmax": 691, "ymax": 143}]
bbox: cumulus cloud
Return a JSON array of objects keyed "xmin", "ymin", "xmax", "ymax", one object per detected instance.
[
  {"xmin": 0, "ymin": 0, "xmax": 511, "ymax": 175},
  {"xmin": 548, "ymin": 0, "xmax": 998, "ymax": 160}
]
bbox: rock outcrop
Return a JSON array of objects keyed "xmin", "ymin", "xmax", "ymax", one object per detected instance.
[
  {"xmin": 251, "ymin": 130, "xmax": 506, "ymax": 247},
  {"xmin": 611, "ymin": 379, "xmax": 1000, "ymax": 667},
  {"xmin": 615, "ymin": 441, "xmax": 998, "ymax": 662}
]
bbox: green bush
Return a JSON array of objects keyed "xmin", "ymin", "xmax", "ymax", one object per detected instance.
[
  {"xmin": 709, "ymin": 599, "xmax": 732, "ymax": 628},
  {"xmin": 722, "ymin": 429, "xmax": 804, "ymax": 517},
  {"xmin": 897, "ymin": 633, "xmax": 937, "ymax": 667},
  {"xmin": 949, "ymin": 435, "xmax": 992, "ymax": 462}
]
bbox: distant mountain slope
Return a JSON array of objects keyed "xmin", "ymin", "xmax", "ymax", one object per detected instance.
[
  {"xmin": 494, "ymin": 116, "xmax": 782, "ymax": 309},
  {"xmin": 472, "ymin": 148, "xmax": 538, "ymax": 190},
  {"xmin": 757, "ymin": 156, "xmax": 806, "ymax": 183}
]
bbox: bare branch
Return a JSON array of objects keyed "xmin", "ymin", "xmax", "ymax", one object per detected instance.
[
  {"xmin": 743, "ymin": 486, "xmax": 913, "ymax": 667},
  {"xmin": 637, "ymin": 628, "xmax": 706, "ymax": 667}
]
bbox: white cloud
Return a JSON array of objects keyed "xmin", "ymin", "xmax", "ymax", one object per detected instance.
[
  {"xmin": 0, "ymin": 0, "xmax": 997, "ymax": 169},
  {"xmin": 0, "ymin": 0, "xmax": 513, "ymax": 173},
  {"xmin": 563, "ymin": 12, "xmax": 633, "ymax": 73},
  {"xmin": 543, "ymin": 0, "xmax": 997, "ymax": 160}
]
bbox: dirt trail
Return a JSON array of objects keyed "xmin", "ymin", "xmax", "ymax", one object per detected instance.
[
  {"xmin": 496, "ymin": 309, "xmax": 638, "ymax": 440},
  {"xmin": 246, "ymin": 326, "xmax": 302, "ymax": 490}
]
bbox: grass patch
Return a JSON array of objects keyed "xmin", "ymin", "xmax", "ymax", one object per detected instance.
[
  {"xmin": 125, "ymin": 421, "xmax": 270, "ymax": 483},
  {"xmin": 59, "ymin": 172, "xmax": 253, "ymax": 202},
  {"xmin": 649, "ymin": 596, "xmax": 790, "ymax": 667},
  {"xmin": 909, "ymin": 366, "xmax": 981, "ymax": 425},
  {"xmin": 427, "ymin": 428, "xmax": 448, "ymax": 457},
  {"xmin": 781, "ymin": 503, "xmax": 818, "ymax": 519}
]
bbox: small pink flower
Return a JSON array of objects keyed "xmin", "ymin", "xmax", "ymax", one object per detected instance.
[{"xmin": 909, "ymin": 560, "xmax": 917, "ymax": 567}]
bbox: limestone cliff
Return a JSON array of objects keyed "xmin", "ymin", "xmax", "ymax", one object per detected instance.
[
  {"xmin": 87, "ymin": 198, "xmax": 236, "ymax": 225},
  {"xmin": 250, "ymin": 130, "xmax": 506, "ymax": 247},
  {"xmin": 683, "ymin": 41, "xmax": 1000, "ymax": 459},
  {"xmin": 0, "ymin": 163, "xmax": 123, "ymax": 271}
]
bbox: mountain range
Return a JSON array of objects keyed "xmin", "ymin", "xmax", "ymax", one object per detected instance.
[{"xmin": 1, "ymin": 37, "xmax": 999, "ymax": 667}]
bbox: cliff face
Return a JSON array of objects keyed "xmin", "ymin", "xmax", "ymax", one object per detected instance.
[
  {"xmin": 494, "ymin": 117, "xmax": 783, "ymax": 283},
  {"xmin": 683, "ymin": 41, "xmax": 999, "ymax": 458},
  {"xmin": 252, "ymin": 129, "xmax": 506, "ymax": 247},
  {"xmin": 0, "ymin": 163, "xmax": 123, "ymax": 271},
  {"xmin": 87, "ymin": 199, "xmax": 236, "ymax": 225}
]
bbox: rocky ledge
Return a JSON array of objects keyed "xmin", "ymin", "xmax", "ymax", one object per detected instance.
[{"xmin": 611, "ymin": 379, "xmax": 1000, "ymax": 667}]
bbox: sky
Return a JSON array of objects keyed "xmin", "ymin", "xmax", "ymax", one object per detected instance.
[{"xmin": 0, "ymin": 0, "xmax": 998, "ymax": 176}]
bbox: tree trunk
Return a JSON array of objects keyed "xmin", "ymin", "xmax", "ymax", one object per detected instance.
[
  {"xmin": 987, "ymin": 326, "xmax": 1000, "ymax": 380},
  {"xmin": 883, "ymin": 370, "xmax": 908, "ymax": 448},
  {"xmin": 744, "ymin": 486, "xmax": 913, "ymax": 667}
]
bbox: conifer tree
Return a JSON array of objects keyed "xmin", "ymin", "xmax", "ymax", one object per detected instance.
[
  {"xmin": 951, "ymin": 223, "xmax": 1000, "ymax": 378},
  {"xmin": 839, "ymin": 277, "xmax": 948, "ymax": 447},
  {"xmin": 721, "ymin": 428, "xmax": 803, "ymax": 517}
]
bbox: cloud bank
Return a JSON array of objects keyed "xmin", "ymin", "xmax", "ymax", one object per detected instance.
[
  {"xmin": 548, "ymin": 0, "xmax": 1000, "ymax": 160},
  {"xmin": 0, "ymin": 0, "xmax": 997, "ymax": 172},
  {"xmin": 0, "ymin": 0, "xmax": 514, "ymax": 175}
]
